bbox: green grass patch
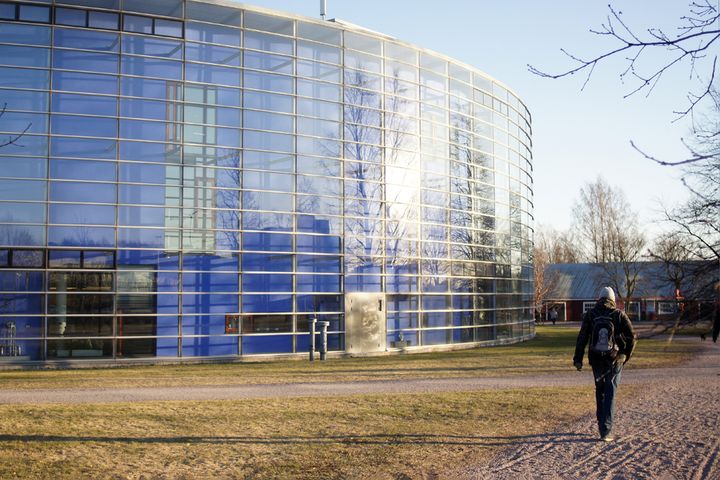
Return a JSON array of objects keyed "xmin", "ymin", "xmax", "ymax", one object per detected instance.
[
  {"xmin": 0, "ymin": 386, "xmax": 602, "ymax": 479},
  {"xmin": 0, "ymin": 326, "xmax": 701, "ymax": 390}
]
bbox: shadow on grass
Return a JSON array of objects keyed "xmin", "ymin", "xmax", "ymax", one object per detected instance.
[{"xmin": 0, "ymin": 432, "xmax": 597, "ymax": 447}]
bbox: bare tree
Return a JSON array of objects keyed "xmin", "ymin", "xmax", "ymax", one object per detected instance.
[
  {"xmin": 535, "ymin": 225, "xmax": 583, "ymax": 264},
  {"xmin": 530, "ymin": 1, "xmax": 719, "ymax": 166},
  {"xmin": 532, "ymin": 240, "xmax": 559, "ymax": 321},
  {"xmin": 572, "ymin": 177, "xmax": 647, "ymax": 305},
  {"xmin": 664, "ymin": 90, "xmax": 720, "ymax": 263}
]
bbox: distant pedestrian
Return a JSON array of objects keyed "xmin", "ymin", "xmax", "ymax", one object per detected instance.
[
  {"xmin": 550, "ymin": 308, "xmax": 558, "ymax": 325},
  {"xmin": 573, "ymin": 286, "xmax": 636, "ymax": 442}
]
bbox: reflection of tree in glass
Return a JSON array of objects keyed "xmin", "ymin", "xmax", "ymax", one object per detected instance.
[
  {"xmin": 0, "ymin": 102, "xmax": 31, "ymax": 149},
  {"xmin": 342, "ymin": 67, "xmax": 384, "ymax": 275}
]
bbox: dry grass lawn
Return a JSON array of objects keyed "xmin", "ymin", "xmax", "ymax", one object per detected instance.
[{"xmin": 0, "ymin": 386, "xmax": 608, "ymax": 479}]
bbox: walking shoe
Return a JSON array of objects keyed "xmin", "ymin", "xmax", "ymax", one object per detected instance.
[{"xmin": 600, "ymin": 434, "xmax": 614, "ymax": 442}]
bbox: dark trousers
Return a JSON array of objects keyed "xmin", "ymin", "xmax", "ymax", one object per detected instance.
[{"xmin": 591, "ymin": 361, "xmax": 623, "ymax": 436}]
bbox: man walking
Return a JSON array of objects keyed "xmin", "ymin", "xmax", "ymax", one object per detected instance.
[{"xmin": 573, "ymin": 287, "xmax": 636, "ymax": 442}]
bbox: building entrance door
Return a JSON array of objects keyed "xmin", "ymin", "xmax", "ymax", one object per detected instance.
[{"xmin": 345, "ymin": 293, "xmax": 386, "ymax": 354}]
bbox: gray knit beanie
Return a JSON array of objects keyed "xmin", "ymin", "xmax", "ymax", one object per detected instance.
[{"xmin": 599, "ymin": 286, "xmax": 616, "ymax": 302}]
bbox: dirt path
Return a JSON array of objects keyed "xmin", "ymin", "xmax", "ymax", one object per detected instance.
[{"xmin": 467, "ymin": 345, "xmax": 720, "ymax": 480}]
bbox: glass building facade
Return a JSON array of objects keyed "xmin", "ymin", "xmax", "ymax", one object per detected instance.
[{"xmin": 0, "ymin": 0, "xmax": 534, "ymax": 362}]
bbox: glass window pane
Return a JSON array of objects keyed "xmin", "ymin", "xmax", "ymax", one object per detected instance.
[
  {"xmin": 50, "ymin": 181, "xmax": 116, "ymax": 203},
  {"xmin": 0, "ymin": 157, "xmax": 46, "ymax": 178},
  {"xmin": 244, "ymin": 51, "xmax": 292, "ymax": 74},
  {"xmin": 243, "ymin": 110, "xmax": 292, "ymax": 132},
  {"xmin": 49, "ymin": 250, "xmax": 81, "ymax": 268},
  {"xmin": 55, "ymin": 7, "xmax": 86, "ymax": 26},
  {"xmin": 155, "ymin": 19, "xmax": 182, "ymax": 38},
  {"xmin": 185, "ymin": 62, "xmax": 240, "ymax": 87},
  {"xmin": 244, "ymin": 12, "xmax": 292, "ymax": 35},
  {"xmin": 118, "ymin": 205, "xmax": 166, "ymax": 226},
  {"xmin": 297, "ymin": 22, "xmax": 340, "ymax": 45},
  {"xmin": 297, "ymin": 79, "xmax": 340, "ymax": 102},
  {"xmin": 53, "ymin": 71, "xmax": 116, "ymax": 94},
  {"xmin": 121, "ymin": 76, "xmax": 182, "ymax": 100},
  {"xmin": 48, "ymin": 226, "xmax": 115, "ymax": 247},
  {"xmin": 53, "ymin": 50, "xmax": 118, "ymax": 74},
  {"xmin": 54, "ymin": 27, "xmax": 119, "ymax": 52},
  {"xmin": 60, "ymin": 0, "xmax": 119, "ymax": 8},
  {"xmin": 0, "ymin": 179, "xmax": 46, "ymax": 201},
  {"xmin": 49, "ymin": 203, "xmax": 115, "ymax": 225},
  {"xmin": 121, "ymin": 119, "xmax": 180, "ymax": 142},
  {"xmin": 123, "ymin": 14, "xmax": 152, "ymax": 34},
  {"xmin": 185, "ymin": 42, "xmax": 241, "ymax": 66},
  {"xmin": 186, "ymin": 21, "xmax": 240, "ymax": 46},
  {"xmin": 52, "ymin": 93, "xmax": 117, "ymax": 116},
  {"xmin": 243, "ymin": 91, "xmax": 292, "ymax": 113},
  {"xmin": 243, "ymin": 170, "xmax": 292, "ymax": 191},
  {"xmin": 0, "ymin": 67, "xmax": 48, "ymax": 90},
  {"xmin": 118, "ymin": 184, "xmax": 168, "ymax": 205},
  {"xmin": 117, "ymin": 227, "xmax": 169, "ymax": 248},
  {"xmin": 242, "ymin": 253, "xmax": 291, "ymax": 271},
  {"xmin": 242, "ymin": 232, "xmax": 292, "ymax": 251},
  {"xmin": 244, "ymin": 31, "xmax": 292, "ymax": 55},
  {"xmin": 88, "ymin": 11, "xmax": 119, "ymax": 30},
  {"xmin": 0, "ymin": 202, "xmax": 45, "ymax": 223},
  {"xmin": 119, "ymin": 162, "xmax": 181, "ymax": 184},
  {"xmin": 297, "ymin": 40, "xmax": 340, "ymax": 64},
  {"xmin": 0, "ymin": 3, "xmax": 15, "ymax": 20},
  {"xmin": 123, "ymin": 0, "xmax": 182, "ymax": 18},
  {"xmin": 185, "ymin": 104, "xmax": 241, "ymax": 127},
  {"xmin": 244, "ymin": 70, "xmax": 292, "ymax": 93},
  {"xmin": 184, "ymin": 84, "xmax": 239, "ymax": 107},
  {"xmin": 0, "ymin": 111, "xmax": 47, "ymax": 134},
  {"xmin": 243, "ymin": 131, "xmax": 292, "ymax": 152},
  {"xmin": 51, "ymin": 137, "xmax": 117, "ymax": 159},
  {"xmin": 386, "ymin": 42, "xmax": 417, "ymax": 64},
  {"xmin": 0, "ymin": 134, "xmax": 47, "ymax": 157},
  {"xmin": 345, "ymin": 31, "xmax": 381, "ymax": 55},
  {"xmin": 0, "ymin": 23, "xmax": 51, "ymax": 45},
  {"xmin": 242, "ymin": 150, "xmax": 292, "ymax": 171},
  {"xmin": 122, "ymin": 35, "xmax": 182, "ymax": 59},
  {"xmin": 0, "ymin": 45, "xmax": 49, "ymax": 68},
  {"xmin": 186, "ymin": 1, "xmax": 240, "ymax": 26},
  {"xmin": 120, "ymin": 98, "xmax": 180, "ymax": 121},
  {"xmin": 119, "ymin": 140, "xmax": 181, "ymax": 163},
  {"xmin": 50, "ymin": 159, "xmax": 116, "ymax": 181},
  {"xmin": 18, "ymin": 5, "xmax": 50, "ymax": 23},
  {"xmin": 51, "ymin": 115, "xmax": 116, "ymax": 138},
  {"xmin": 122, "ymin": 56, "xmax": 182, "ymax": 80},
  {"xmin": 0, "ymin": 225, "xmax": 45, "ymax": 245},
  {"xmin": 297, "ymin": 60, "xmax": 341, "ymax": 82}
]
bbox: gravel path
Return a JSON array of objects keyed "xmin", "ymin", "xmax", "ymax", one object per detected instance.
[{"xmin": 467, "ymin": 344, "xmax": 720, "ymax": 480}]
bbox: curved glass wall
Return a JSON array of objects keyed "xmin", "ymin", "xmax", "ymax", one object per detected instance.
[{"xmin": 0, "ymin": 0, "xmax": 534, "ymax": 362}]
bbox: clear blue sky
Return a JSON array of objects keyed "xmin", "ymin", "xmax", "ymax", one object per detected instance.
[{"xmin": 237, "ymin": 0, "xmax": 699, "ymax": 237}]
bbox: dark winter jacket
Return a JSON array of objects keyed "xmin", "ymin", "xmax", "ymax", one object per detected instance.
[{"xmin": 573, "ymin": 298, "xmax": 636, "ymax": 366}]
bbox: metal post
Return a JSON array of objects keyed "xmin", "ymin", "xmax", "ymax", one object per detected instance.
[
  {"xmin": 318, "ymin": 320, "xmax": 329, "ymax": 361},
  {"xmin": 309, "ymin": 317, "xmax": 317, "ymax": 361},
  {"xmin": 320, "ymin": 0, "xmax": 327, "ymax": 20}
]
